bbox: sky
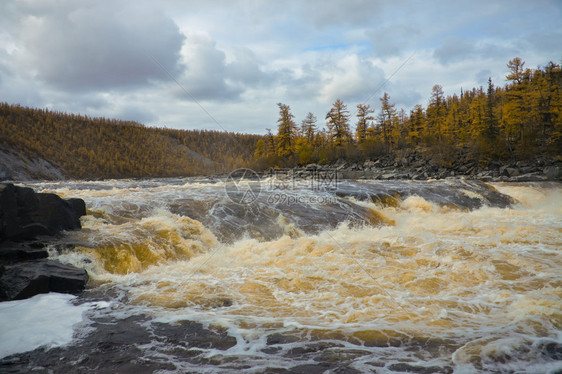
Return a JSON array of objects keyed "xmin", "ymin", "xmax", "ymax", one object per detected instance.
[{"xmin": 1, "ymin": 0, "xmax": 561, "ymax": 134}]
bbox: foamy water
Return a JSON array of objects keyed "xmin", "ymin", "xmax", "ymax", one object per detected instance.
[
  {"xmin": 0, "ymin": 293, "xmax": 91, "ymax": 358},
  {"xmin": 5, "ymin": 179, "xmax": 561, "ymax": 372}
]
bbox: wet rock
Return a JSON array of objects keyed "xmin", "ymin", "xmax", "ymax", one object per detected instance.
[
  {"xmin": 0, "ymin": 183, "xmax": 88, "ymax": 301},
  {"xmin": 152, "ymin": 320, "xmax": 237, "ymax": 350},
  {"xmin": 288, "ymin": 363, "xmax": 348, "ymax": 374},
  {"xmin": 0, "ymin": 260, "xmax": 88, "ymax": 301},
  {"xmin": 0, "ymin": 315, "xmax": 174, "ymax": 374},
  {"xmin": 0, "ymin": 241, "xmax": 48, "ymax": 263},
  {"xmin": 500, "ymin": 167, "xmax": 520, "ymax": 177},
  {"xmin": 388, "ymin": 363, "xmax": 453, "ymax": 373},
  {"xmin": 543, "ymin": 165, "xmax": 561, "ymax": 180},
  {"xmin": 0, "ymin": 183, "xmax": 86, "ymax": 242},
  {"xmin": 267, "ymin": 333, "xmax": 301, "ymax": 345},
  {"xmin": 519, "ymin": 166, "xmax": 538, "ymax": 175}
]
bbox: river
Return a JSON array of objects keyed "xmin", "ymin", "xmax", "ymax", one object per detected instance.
[{"xmin": 1, "ymin": 176, "xmax": 561, "ymax": 373}]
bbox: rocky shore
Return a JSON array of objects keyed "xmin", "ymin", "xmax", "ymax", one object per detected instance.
[
  {"xmin": 261, "ymin": 151, "xmax": 562, "ymax": 182},
  {"xmin": 0, "ymin": 183, "xmax": 88, "ymax": 301}
]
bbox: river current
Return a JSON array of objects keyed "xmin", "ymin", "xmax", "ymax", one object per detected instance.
[{"xmin": 1, "ymin": 177, "xmax": 561, "ymax": 373}]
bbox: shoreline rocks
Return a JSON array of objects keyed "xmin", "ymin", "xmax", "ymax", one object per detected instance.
[
  {"xmin": 0, "ymin": 183, "xmax": 88, "ymax": 301},
  {"xmin": 259, "ymin": 153, "xmax": 561, "ymax": 183}
]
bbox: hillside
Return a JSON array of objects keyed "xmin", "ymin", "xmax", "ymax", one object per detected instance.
[{"xmin": 0, "ymin": 103, "xmax": 261, "ymax": 180}]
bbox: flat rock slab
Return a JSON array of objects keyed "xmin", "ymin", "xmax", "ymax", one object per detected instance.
[
  {"xmin": 0, "ymin": 260, "xmax": 88, "ymax": 301},
  {"xmin": 0, "ymin": 241, "xmax": 48, "ymax": 263}
]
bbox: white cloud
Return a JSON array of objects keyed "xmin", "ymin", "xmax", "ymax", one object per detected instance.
[
  {"xmin": 0, "ymin": 0, "xmax": 560, "ymax": 133},
  {"xmin": 319, "ymin": 54, "xmax": 385, "ymax": 104},
  {"xmin": 178, "ymin": 33, "xmax": 239, "ymax": 100}
]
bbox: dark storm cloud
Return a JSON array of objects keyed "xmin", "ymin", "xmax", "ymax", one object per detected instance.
[{"xmin": 16, "ymin": 2, "xmax": 185, "ymax": 91}]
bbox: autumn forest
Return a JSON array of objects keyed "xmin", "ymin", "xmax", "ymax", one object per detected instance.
[
  {"xmin": 1, "ymin": 57, "xmax": 560, "ymax": 179},
  {"xmin": 256, "ymin": 58, "xmax": 561, "ymax": 169}
]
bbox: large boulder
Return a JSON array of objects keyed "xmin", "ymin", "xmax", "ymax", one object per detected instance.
[
  {"xmin": 0, "ymin": 260, "xmax": 88, "ymax": 301},
  {"xmin": 0, "ymin": 183, "xmax": 88, "ymax": 301},
  {"xmin": 0, "ymin": 183, "xmax": 86, "ymax": 242}
]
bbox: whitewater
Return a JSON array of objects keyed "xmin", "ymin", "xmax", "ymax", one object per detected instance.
[{"xmin": 0, "ymin": 177, "xmax": 560, "ymax": 373}]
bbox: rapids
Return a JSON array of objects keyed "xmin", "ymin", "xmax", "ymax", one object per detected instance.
[{"xmin": 1, "ymin": 178, "xmax": 561, "ymax": 373}]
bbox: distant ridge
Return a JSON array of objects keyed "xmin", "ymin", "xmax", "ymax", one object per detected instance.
[{"xmin": 0, "ymin": 103, "xmax": 261, "ymax": 180}]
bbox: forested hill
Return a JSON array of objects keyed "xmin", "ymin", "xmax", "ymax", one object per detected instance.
[{"xmin": 0, "ymin": 103, "xmax": 261, "ymax": 179}]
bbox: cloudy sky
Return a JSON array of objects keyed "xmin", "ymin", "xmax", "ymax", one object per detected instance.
[{"xmin": 1, "ymin": 0, "xmax": 561, "ymax": 134}]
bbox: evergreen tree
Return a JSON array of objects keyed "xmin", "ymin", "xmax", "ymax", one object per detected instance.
[
  {"xmin": 355, "ymin": 104, "xmax": 374, "ymax": 144},
  {"xmin": 483, "ymin": 78, "xmax": 499, "ymax": 140},
  {"xmin": 408, "ymin": 104, "xmax": 425, "ymax": 145},
  {"xmin": 276, "ymin": 103, "xmax": 297, "ymax": 157},
  {"xmin": 300, "ymin": 112, "xmax": 317, "ymax": 144},
  {"xmin": 427, "ymin": 84, "xmax": 445, "ymax": 143},
  {"xmin": 378, "ymin": 92, "xmax": 396, "ymax": 152},
  {"xmin": 325, "ymin": 99, "xmax": 351, "ymax": 146}
]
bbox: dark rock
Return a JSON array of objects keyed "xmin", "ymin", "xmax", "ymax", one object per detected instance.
[
  {"xmin": 0, "ymin": 241, "xmax": 48, "ymax": 263},
  {"xmin": 507, "ymin": 168, "xmax": 520, "ymax": 177},
  {"xmin": 487, "ymin": 161, "xmax": 502, "ymax": 170},
  {"xmin": 340, "ymin": 170, "xmax": 363, "ymax": 179},
  {"xmin": 0, "ymin": 183, "xmax": 18, "ymax": 240},
  {"xmin": 267, "ymin": 333, "xmax": 301, "ymax": 345},
  {"xmin": 288, "ymin": 363, "xmax": 339, "ymax": 374},
  {"xmin": 519, "ymin": 166, "xmax": 538, "ymax": 174},
  {"xmin": 152, "ymin": 320, "xmax": 237, "ymax": 350},
  {"xmin": 388, "ymin": 362, "xmax": 453, "ymax": 373},
  {"xmin": 543, "ymin": 165, "xmax": 561, "ymax": 180},
  {"xmin": 0, "ymin": 183, "xmax": 86, "ymax": 242},
  {"xmin": 0, "ymin": 315, "xmax": 175, "ymax": 374},
  {"xmin": 0, "ymin": 169, "xmax": 11, "ymax": 181},
  {"xmin": 500, "ymin": 167, "xmax": 520, "ymax": 178},
  {"xmin": 0, "ymin": 260, "xmax": 88, "ymax": 301},
  {"xmin": 66, "ymin": 198, "xmax": 87, "ymax": 217}
]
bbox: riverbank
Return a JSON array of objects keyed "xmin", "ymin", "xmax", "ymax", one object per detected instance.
[{"xmin": 259, "ymin": 152, "xmax": 562, "ymax": 183}]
